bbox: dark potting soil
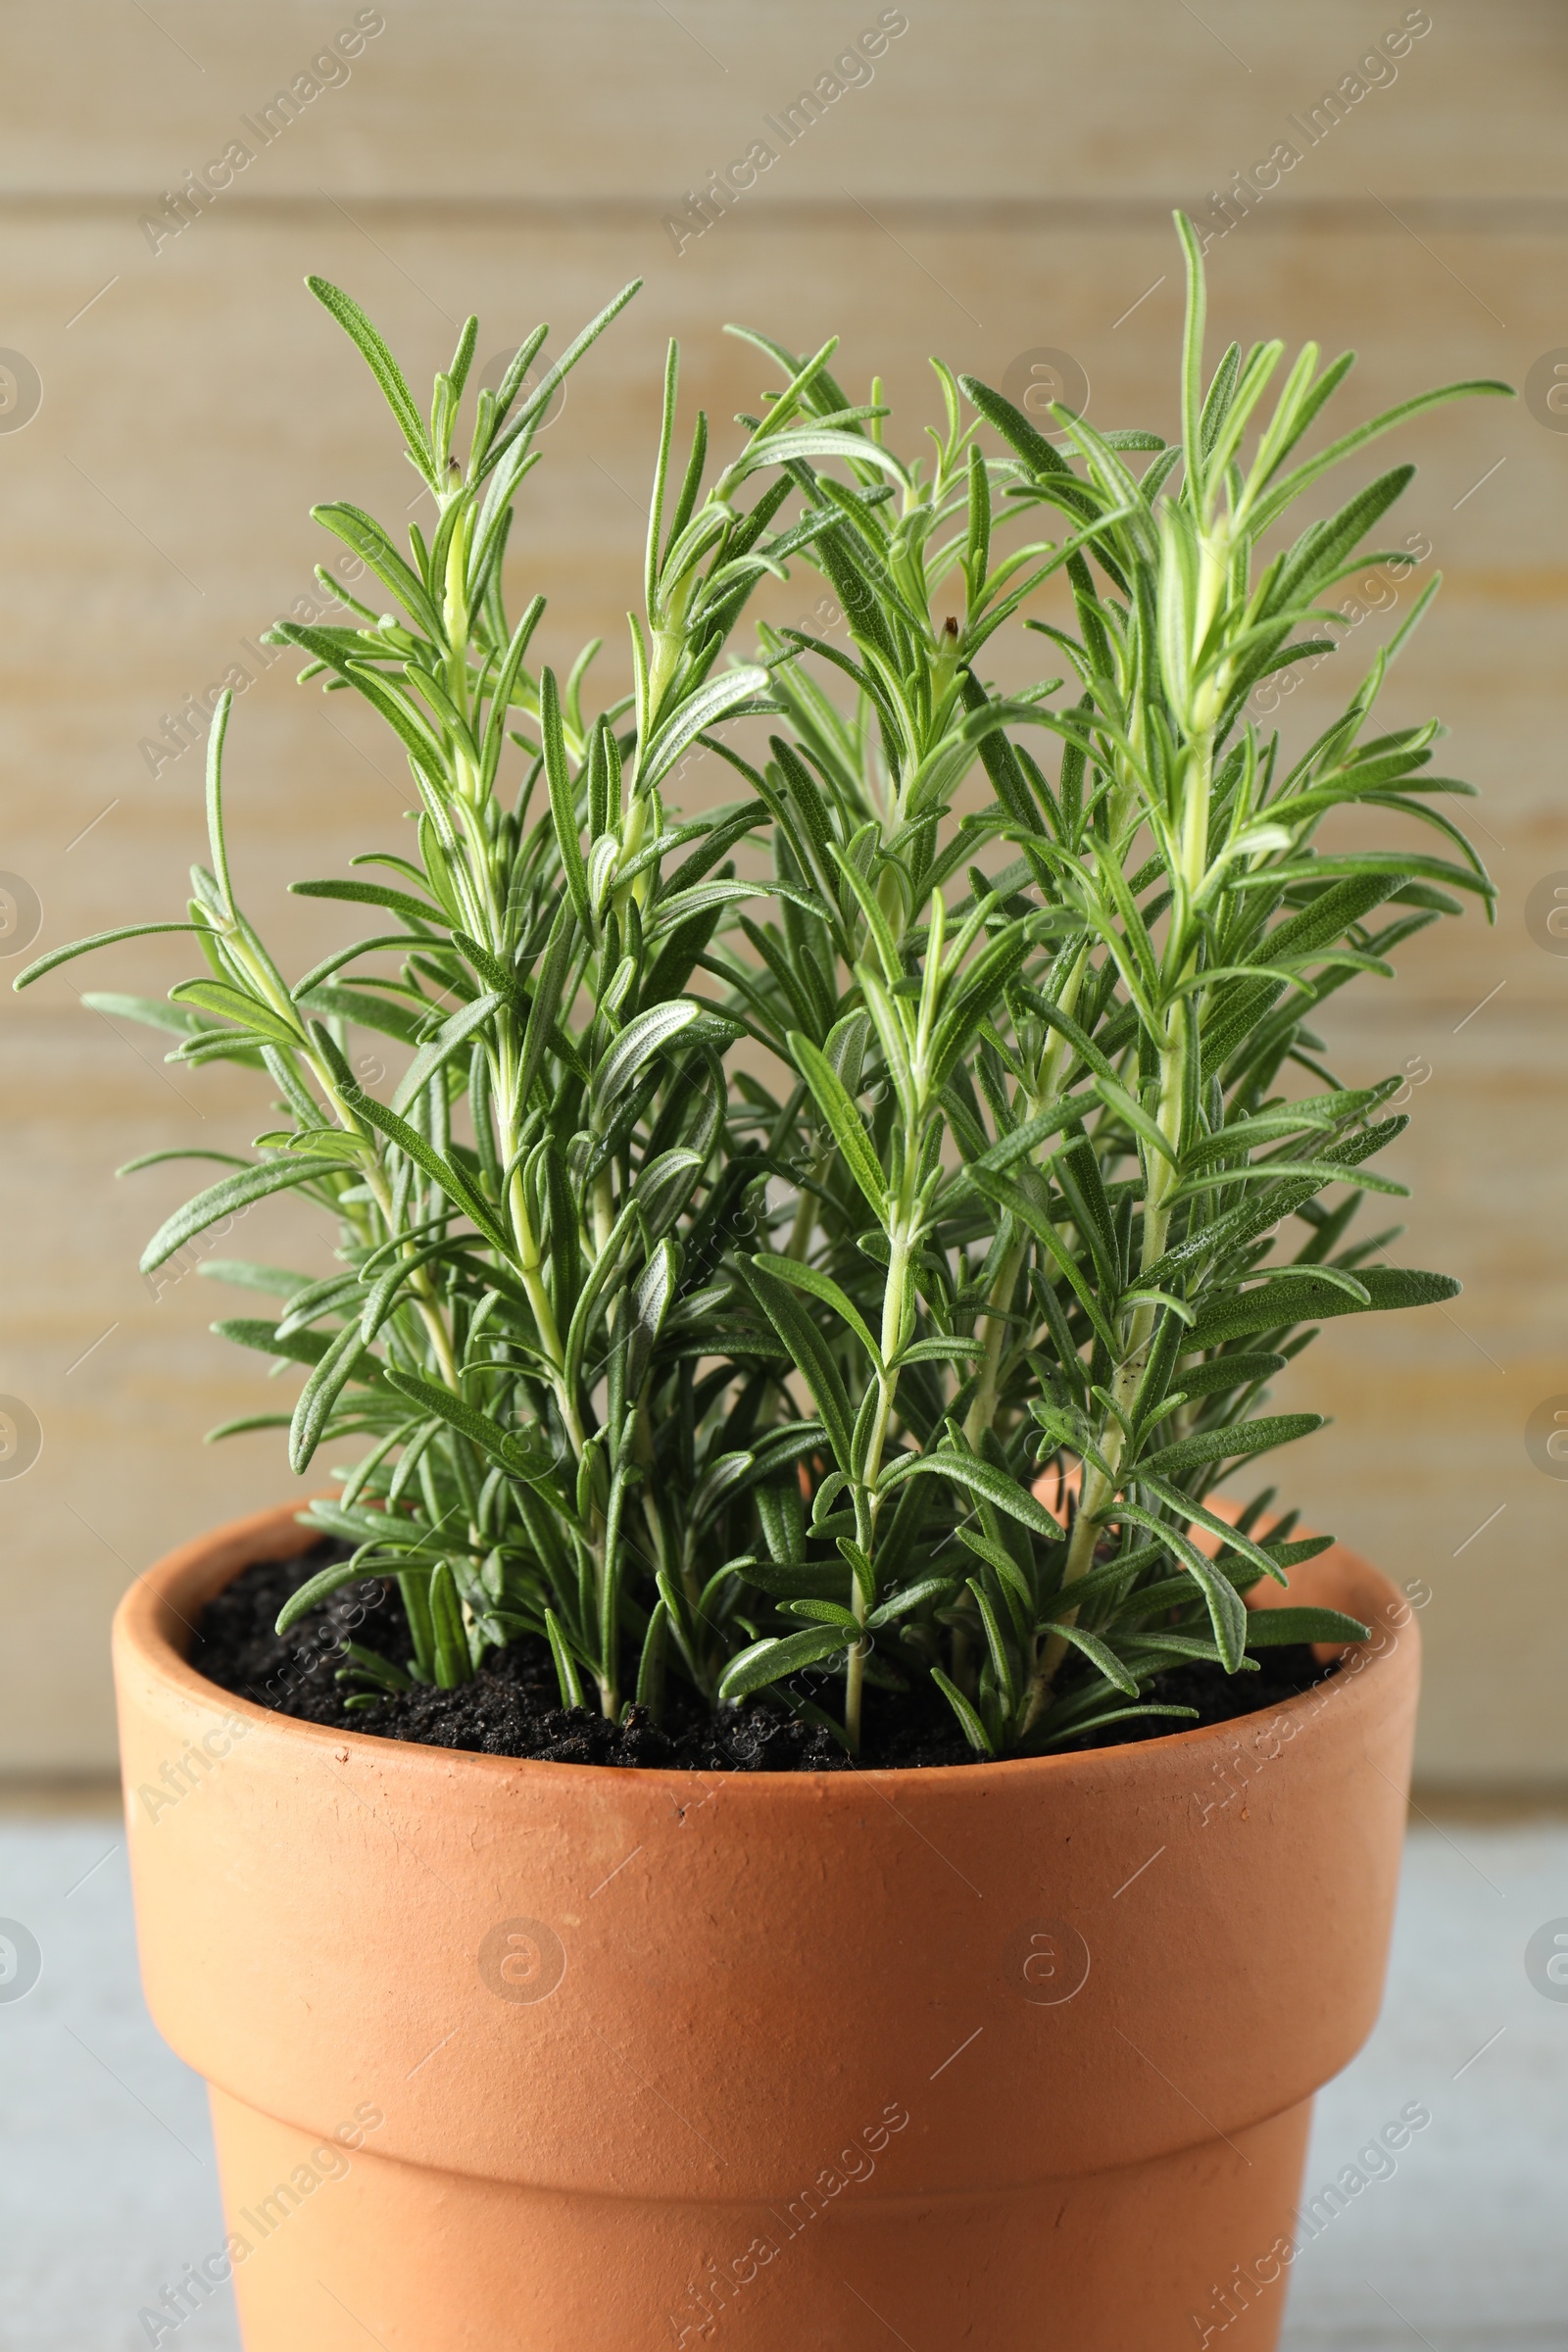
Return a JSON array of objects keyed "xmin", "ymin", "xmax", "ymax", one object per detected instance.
[{"xmin": 189, "ymin": 1543, "xmax": 1341, "ymax": 1772}]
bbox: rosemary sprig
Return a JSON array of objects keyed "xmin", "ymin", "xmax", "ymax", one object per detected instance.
[{"xmin": 20, "ymin": 221, "xmax": 1510, "ymax": 1754}]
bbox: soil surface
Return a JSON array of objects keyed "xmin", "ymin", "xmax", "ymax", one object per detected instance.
[{"xmin": 189, "ymin": 1544, "xmax": 1340, "ymax": 1772}]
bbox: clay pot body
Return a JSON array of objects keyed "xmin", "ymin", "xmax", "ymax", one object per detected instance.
[{"xmin": 114, "ymin": 1502, "xmax": 1419, "ymax": 2351}]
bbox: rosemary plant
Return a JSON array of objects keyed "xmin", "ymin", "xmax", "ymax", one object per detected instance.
[{"xmin": 21, "ymin": 220, "xmax": 1508, "ymax": 1758}]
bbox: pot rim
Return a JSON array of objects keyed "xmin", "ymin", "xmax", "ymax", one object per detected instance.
[{"xmin": 115, "ymin": 1496, "xmax": 1415, "ymax": 1796}]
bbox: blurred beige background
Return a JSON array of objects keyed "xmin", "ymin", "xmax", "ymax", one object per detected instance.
[{"xmin": 1, "ymin": 0, "xmax": 1563, "ymax": 1789}]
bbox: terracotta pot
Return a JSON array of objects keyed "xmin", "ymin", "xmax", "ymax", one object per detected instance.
[{"xmin": 115, "ymin": 1501, "xmax": 1419, "ymax": 2351}]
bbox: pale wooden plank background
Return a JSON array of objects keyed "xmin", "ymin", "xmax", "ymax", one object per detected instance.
[{"xmin": 1, "ymin": 0, "xmax": 1564, "ymax": 1781}]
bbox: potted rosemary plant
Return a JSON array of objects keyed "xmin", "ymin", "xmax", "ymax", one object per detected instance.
[{"xmin": 26, "ymin": 219, "xmax": 1505, "ymax": 2351}]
